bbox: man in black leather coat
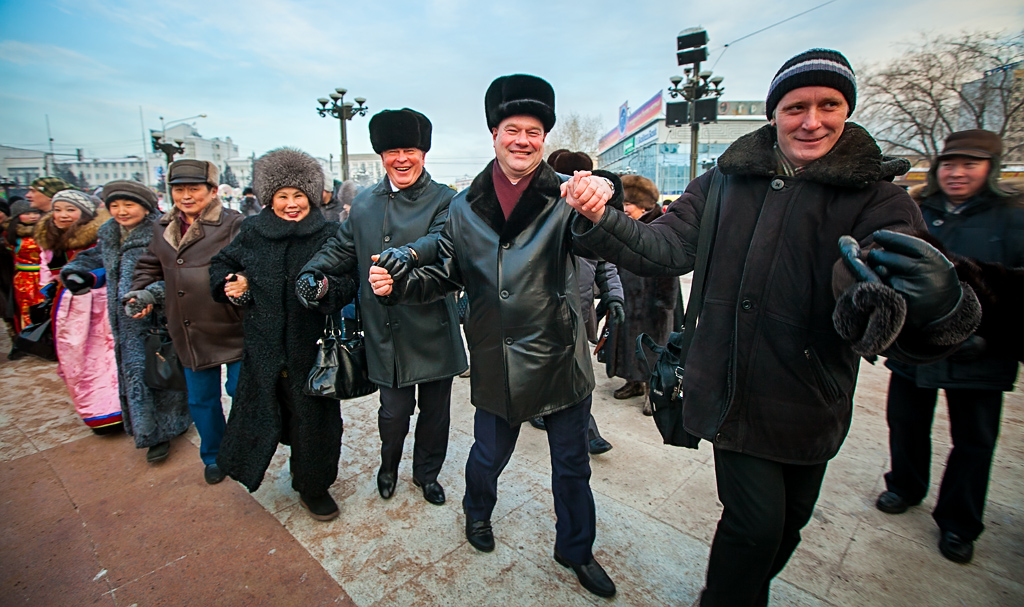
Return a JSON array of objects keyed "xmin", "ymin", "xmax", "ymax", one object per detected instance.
[{"xmin": 298, "ymin": 108, "xmax": 467, "ymax": 506}]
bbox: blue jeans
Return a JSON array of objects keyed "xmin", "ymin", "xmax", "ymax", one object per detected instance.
[{"xmin": 183, "ymin": 362, "xmax": 240, "ymax": 465}]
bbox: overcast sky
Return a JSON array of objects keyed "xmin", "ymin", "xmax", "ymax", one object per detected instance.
[{"xmin": 1, "ymin": 0, "xmax": 1022, "ymax": 184}]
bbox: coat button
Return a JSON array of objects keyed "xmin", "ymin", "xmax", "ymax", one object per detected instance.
[
  {"xmin": 504, "ymin": 337, "xmax": 514, "ymax": 346},
  {"xmin": 932, "ymin": 219, "xmax": 944, "ymax": 227},
  {"xmin": 178, "ymin": 290, "xmax": 184, "ymax": 297},
  {"xmin": 716, "ymin": 432, "xmax": 727, "ymax": 442},
  {"xmin": 176, "ymin": 258, "xmax": 184, "ymax": 265},
  {"xmin": 500, "ymin": 290, "xmax": 510, "ymax": 299},
  {"xmin": 770, "ymin": 178, "xmax": 785, "ymax": 191},
  {"xmin": 183, "ymin": 320, "xmax": 191, "ymax": 326},
  {"xmin": 501, "ymin": 242, "xmax": 511, "ymax": 249},
  {"xmin": 383, "ymin": 235, "xmax": 392, "ymax": 243},
  {"xmin": 741, "ymin": 299, "xmax": 753, "ymax": 311}
]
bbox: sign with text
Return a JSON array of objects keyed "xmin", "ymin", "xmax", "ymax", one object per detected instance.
[{"xmin": 598, "ymin": 91, "xmax": 664, "ymax": 154}]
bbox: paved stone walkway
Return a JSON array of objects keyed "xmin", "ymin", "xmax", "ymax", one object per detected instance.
[{"xmin": 1, "ymin": 322, "xmax": 1021, "ymax": 606}]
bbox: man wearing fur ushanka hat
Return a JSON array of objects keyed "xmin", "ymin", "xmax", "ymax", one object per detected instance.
[
  {"xmin": 367, "ymin": 75, "xmax": 623, "ymax": 598},
  {"xmin": 300, "ymin": 109, "xmax": 468, "ymax": 511}
]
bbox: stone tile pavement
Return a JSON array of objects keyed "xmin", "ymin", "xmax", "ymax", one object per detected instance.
[{"xmin": 1, "ymin": 322, "xmax": 1022, "ymax": 606}]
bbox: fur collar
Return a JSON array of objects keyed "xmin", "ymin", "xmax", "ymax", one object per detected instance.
[
  {"xmin": 718, "ymin": 123, "xmax": 901, "ymax": 190},
  {"xmin": 161, "ymin": 198, "xmax": 226, "ymax": 251},
  {"xmin": 370, "ymin": 170, "xmax": 434, "ymax": 199},
  {"xmin": 13, "ymin": 220, "xmax": 37, "ymax": 238},
  {"xmin": 98, "ymin": 213, "xmax": 160, "ymax": 250},
  {"xmin": 638, "ymin": 205, "xmax": 663, "ymax": 225},
  {"xmin": 34, "ymin": 209, "xmax": 111, "ymax": 252},
  {"xmin": 466, "ymin": 160, "xmax": 564, "ymax": 240},
  {"xmin": 249, "ymin": 205, "xmax": 327, "ymax": 240}
]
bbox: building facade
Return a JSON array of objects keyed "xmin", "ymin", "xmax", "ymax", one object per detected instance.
[{"xmin": 597, "ymin": 93, "xmax": 767, "ymax": 196}]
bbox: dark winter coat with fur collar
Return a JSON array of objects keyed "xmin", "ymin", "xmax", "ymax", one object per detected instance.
[
  {"xmin": 381, "ymin": 160, "xmax": 623, "ymax": 423},
  {"xmin": 574, "ymin": 123, "xmax": 928, "ymax": 464},
  {"xmin": 62, "ymin": 215, "xmax": 191, "ymax": 446},
  {"xmin": 209, "ymin": 207, "xmax": 357, "ymax": 494}
]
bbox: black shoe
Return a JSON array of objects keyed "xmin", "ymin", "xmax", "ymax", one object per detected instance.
[
  {"xmin": 876, "ymin": 490, "xmax": 911, "ymax": 514},
  {"xmin": 463, "ymin": 504, "xmax": 494, "ymax": 552},
  {"xmin": 146, "ymin": 441, "xmax": 170, "ymax": 463},
  {"xmin": 91, "ymin": 421, "xmax": 124, "ymax": 436},
  {"xmin": 528, "ymin": 416, "xmax": 547, "ymax": 431},
  {"xmin": 204, "ymin": 463, "xmax": 226, "ymax": 485},
  {"xmin": 554, "ymin": 548, "xmax": 616, "ymax": 598},
  {"xmin": 939, "ymin": 531, "xmax": 974, "ymax": 564},
  {"xmin": 413, "ymin": 478, "xmax": 446, "ymax": 505},
  {"xmin": 589, "ymin": 436, "xmax": 613, "ymax": 455},
  {"xmin": 7, "ymin": 347, "xmax": 24, "ymax": 360},
  {"xmin": 377, "ymin": 468, "xmax": 397, "ymax": 499},
  {"xmin": 300, "ymin": 492, "xmax": 340, "ymax": 521}
]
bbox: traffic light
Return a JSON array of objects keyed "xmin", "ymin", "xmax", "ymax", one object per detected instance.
[
  {"xmin": 677, "ymin": 27, "xmax": 708, "ymax": 66},
  {"xmin": 151, "ymin": 133, "xmax": 161, "ymax": 153}
]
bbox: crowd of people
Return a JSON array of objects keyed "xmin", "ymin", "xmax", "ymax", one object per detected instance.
[{"xmin": 1, "ymin": 46, "xmax": 1021, "ymax": 605}]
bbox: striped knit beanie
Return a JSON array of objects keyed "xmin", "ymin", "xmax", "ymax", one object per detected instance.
[
  {"xmin": 51, "ymin": 189, "xmax": 98, "ymax": 219},
  {"xmin": 766, "ymin": 49, "xmax": 856, "ymax": 119}
]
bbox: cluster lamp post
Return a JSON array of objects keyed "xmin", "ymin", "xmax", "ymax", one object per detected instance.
[
  {"xmin": 669, "ymin": 28, "xmax": 725, "ymax": 181},
  {"xmin": 316, "ymin": 88, "xmax": 369, "ymax": 181}
]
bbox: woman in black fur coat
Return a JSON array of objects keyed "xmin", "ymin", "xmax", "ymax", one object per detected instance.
[
  {"xmin": 210, "ymin": 148, "xmax": 357, "ymax": 521},
  {"xmin": 604, "ymin": 175, "xmax": 680, "ymax": 413}
]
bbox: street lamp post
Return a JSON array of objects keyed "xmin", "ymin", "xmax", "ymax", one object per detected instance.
[
  {"xmin": 669, "ymin": 28, "xmax": 725, "ymax": 181},
  {"xmin": 316, "ymin": 88, "xmax": 368, "ymax": 181},
  {"xmin": 152, "ymin": 114, "xmax": 206, "ymax": 199}
]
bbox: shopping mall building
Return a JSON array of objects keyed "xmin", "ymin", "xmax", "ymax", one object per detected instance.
[{"xmin": 597, "ymin": 92, "xmax": 768, "ymax": 196}]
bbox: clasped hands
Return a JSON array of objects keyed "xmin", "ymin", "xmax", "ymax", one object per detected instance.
[{"xmin": 562, "ymin": 170, "xmax": 613, "ymax": 223}]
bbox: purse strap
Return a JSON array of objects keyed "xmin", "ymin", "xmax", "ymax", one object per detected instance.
[{"xmin": 678, "ymin": 169, "xmax": 724, "ymax": 365}]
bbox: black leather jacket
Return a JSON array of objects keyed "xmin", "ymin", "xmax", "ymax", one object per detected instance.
[
  {"xmin": 382, "ymin": 161, "xmax": 623, "ymax": 424},
  {"xmin": 301, "ymin": 171, "xmax": 467, "ymax": 388}
]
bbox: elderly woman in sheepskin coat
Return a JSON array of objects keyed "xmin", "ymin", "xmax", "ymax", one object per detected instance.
[
  {"xmin": 210, "ymin": 148, "xmax": 358, "ymax": 522},
  {"xmin": 61, "ymin": 181, "xmax": 191, "ymax": 462},
  {"xmin": 604, "ymin": 175, "xmax": 680, "ymax": 413}
]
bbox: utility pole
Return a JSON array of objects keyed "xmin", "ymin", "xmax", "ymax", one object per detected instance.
[{"xmin": 668, "ymin": 28, "xmax": 724, "ymax": 182}]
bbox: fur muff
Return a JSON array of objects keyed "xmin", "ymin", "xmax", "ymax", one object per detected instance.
[
  {"xmin": 620, "ymin": 175, "xmax": 661, "ymax": 210},
  {"xmin": 253, "ymin": 148, "xmax": 324, "ymax": 209},
  {"xmin": 62, "ymin": 215, "xmax": 190, "ymax": 447},
  {"xmin": 832, "ymin": 281, "xmax": 907, "ymax": 357},
  {"xmin": 369, "ymin": 108, "xmax": 432, "ymax": 154},
  {"xmin": 485, "ymin": 74, "xmax": 556, "ymax": 132},
  {"xmin": 210, "ymin": 207, "xmax": 358, "ymax": 494}
]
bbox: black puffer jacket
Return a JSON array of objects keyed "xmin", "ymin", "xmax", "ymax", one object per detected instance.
[
  {"xmin": 383, "ymin": 161, "xmax": 623, "ymax": 424},
  {"xmin": 301, "ymin": 171, "xmax": 467, "ymax": 388},
  {"xmin": 887, "ymin": 183, "xmax": 1024, "ymax": 391},
  {"xmin": 209, "ymin": 207, "xmax": 357, "ymax": 493},
  {"xmin": 574, "ymin": 123, "xmax": 927, "ymax": 464}
]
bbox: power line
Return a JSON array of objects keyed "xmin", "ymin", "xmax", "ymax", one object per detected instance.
[{"xmin": 710, "ymin": 0, "xmax": 843, "ymax": 70}]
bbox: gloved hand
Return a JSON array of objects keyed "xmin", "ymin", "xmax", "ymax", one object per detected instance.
[
  {"xmin": 607, "ymin": 301, "xmax": 625, "ymax": 325},
  {"xmin": 62, "ymin": 270, "xmax": 95, "ymax": 295},
  {"xmin": 375, "ymin": 246, "xmax": 418, "ymax": 283},
  {"xmin": 295, "ymin": 270, "xmax": 328, "ymax": 308},
  {"xmin": 867, "ymin": 230, "xmax": 962, "ymax": 329},
  {"xmin": 950, "ymin": 335, "xmax": 987, "ymax": 361},
  {"xmin": 122, "ymin": 289, "xmax": 156, "ymax": 317}
]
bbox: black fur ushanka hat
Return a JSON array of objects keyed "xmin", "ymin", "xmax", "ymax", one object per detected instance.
[
  {"xmin": 369, "ymin": 108, "xmax": 432, "ymax": 154},
  {"xmin": 253, "ymin": 148, "xmax": 324, "ymax": 207},
  {"xmin": 485, "ymin": 74, "xmax": 556, "ymax": 132}
]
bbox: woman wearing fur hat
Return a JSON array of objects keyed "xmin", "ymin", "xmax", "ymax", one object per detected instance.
[
  {"xmin": 61, "ymin": 181, "xmax": 191, "ymax": 462},
  {"xmin": 4, "ymin": 200, "xmax": 45, "ymax": 340},
  {"xmin": 210, "ymin": 148, "xmax": 358, "ymax": 521},
  {"xmin": 604, "ymin": 175, "xmax": 679, "ymax": 411},
  {"xmin": 36, "ymin": 190, "xmax": 121, "ymax": 432}
]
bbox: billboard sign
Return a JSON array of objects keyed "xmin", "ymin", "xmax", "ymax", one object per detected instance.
[{"xmin": 598, "ymin": 91, "xmax": 664, "ymax": 154}]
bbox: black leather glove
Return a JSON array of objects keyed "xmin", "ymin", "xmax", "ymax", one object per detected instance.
[
  {"xmin": 375, "ymin": 246, "xmax": 418, "ymax": 283},
  {"xmin": 607, "ymin": 301, "xmax": 625, "ymax": 325},
  {"xmin": 295, "ymin": 270, "xmax": 327, "ymax": 308},
  {"xmin": 62, "ymin": 271, "xmax": 95, "ymax": 295},
  {"xmin": 950, "ymin": 335, "xmax": 987, "ymax": 361},
  {"xmin": 867, "ymin": 230, "xmax": 962, "ymax": 329}
]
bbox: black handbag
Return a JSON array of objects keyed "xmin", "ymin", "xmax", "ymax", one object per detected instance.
[
  {"xmin": 14, "ymin": 302, "xmax": 57, "ymax": 361},
  {"xmin": 635, "ymin": 170, "xmax": 724, "ymax": 448},
  {"xmin": 304, "ymin": 304, "xmax": 378, "ymax": 400},
  {"xmin": 144, "ymin": 319, "xmax": 187, "ymax": 392}
]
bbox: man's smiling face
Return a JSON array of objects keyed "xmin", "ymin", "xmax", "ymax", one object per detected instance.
[
  {"xmin": 493, "ymin": 115, "xmax": 547, "ymax": 182},
  {"xmin": 771, "ymin": 86, "xmax": 849, "ymax": 167},
  {"xmin": 381, "ymin": 148, "xmax": 425, "ymax": 190}
]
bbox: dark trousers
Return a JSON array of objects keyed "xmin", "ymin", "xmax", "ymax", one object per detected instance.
[
  {"xmin": 378, "ymin": 377, "xmax": 453, "ymax": 483},
  {"xmin": 463, "ymin": 396, "xmax": 596, "ymax": 564},
  {"xmin": 278, "ymin": 374, "xmax": 344, "ymax": 496},
  {"xmin": 884, "ymin": 372, "xmax": 1003, "ymax": 541},
  {"xmin": 702, "ymin": 447, "xmax": 828, "ymax": 607}
]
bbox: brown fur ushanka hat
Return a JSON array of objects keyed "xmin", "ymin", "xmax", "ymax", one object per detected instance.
[
  {"xmin": 253, "ymin": 148, "xmax": 324, "ymax": 207},
  {"xmin": 620, "ymin": 175, "xmax": 660, "ymax": 211}
]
